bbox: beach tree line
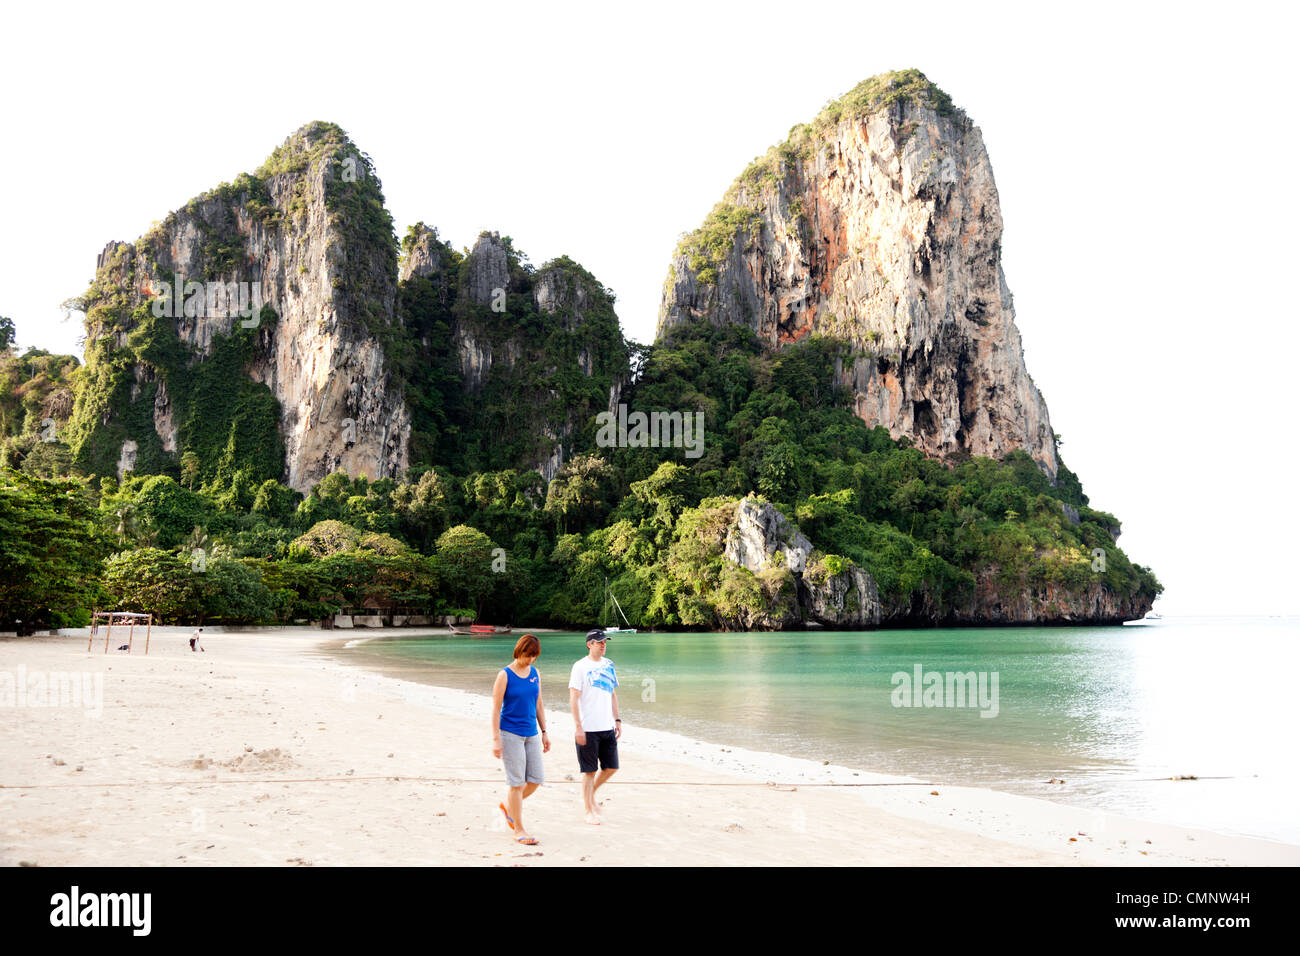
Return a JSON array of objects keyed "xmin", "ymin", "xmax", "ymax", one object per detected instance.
[{"xmin": 0, "ymin": 325, "xmax": 1159, "ymax": 631}]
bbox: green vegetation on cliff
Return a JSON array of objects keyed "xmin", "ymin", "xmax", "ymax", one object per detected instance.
[
  {"xmin": 0, "ymin": 345, "xmax": 80, "ymax": 476},
  {"xmin": 671, "ymin": 69, "xmax": 961, "ymax": 289},
  {"xmin": 64, "ymin": 298, "xmax": 282, "ymax": 487},
  {"xmin": 397, "ymin": 235, "xmax": 629, "ymax": 476},
  {"xmin": 813, "ymin": 68, "xmax": 959, "ymax": 128},
  {"xmin": 677, "ymin": 203, "xmax": 764, "ymax": 287},
  {"xmin": 62, "ymin": 120, "xmax": 396, "ymax": 493}
]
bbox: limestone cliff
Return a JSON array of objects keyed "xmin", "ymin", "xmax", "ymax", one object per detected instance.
[
  {"xmin": 68, "ymin": 122, "xmax": 410, "ymax": 491},
  {"xmin": 720, "ymin": 498, "xmax": 1147, "ymax": 629},
  {"xmin": 0, "ymin": 348, "xmax": 80, "ymax": 476},
  {"xmin": 723, "ymin": 498, "xmax": 882, "ymax": 628},
  {"xmin": 889, "ymin": 570, "xmax": 1152, "ymax": 627},
  {"xmin": 397, "ymin": 226, "xmax": 629, "ymax": 480},
  {"xmin": 659, "ymin": 70, "xmax": 1057, "ymax": 477}
]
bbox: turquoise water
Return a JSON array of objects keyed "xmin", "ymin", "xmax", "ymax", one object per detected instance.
[{"xmin": 341, "ymin": 616, "xmax": 1300, "ymax": 845}]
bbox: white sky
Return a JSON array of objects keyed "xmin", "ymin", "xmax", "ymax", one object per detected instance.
[{"xmin": 1, "ymin": 0, "xmax": 1296, "ymax": 615}]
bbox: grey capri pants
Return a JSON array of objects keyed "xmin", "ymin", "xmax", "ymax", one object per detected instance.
[{"xmin": 500, "ymin": 730, "xmax": 544, "ymax": 786}]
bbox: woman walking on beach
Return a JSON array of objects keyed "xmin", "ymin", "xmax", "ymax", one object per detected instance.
[{"xmin": 491, "ymin": 634, "xmax": 549, "ymax": 845}]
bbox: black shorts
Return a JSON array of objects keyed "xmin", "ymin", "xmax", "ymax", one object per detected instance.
[{"xmin": 576, "ymin": 729, "xmax": 619, "ymax": 773}]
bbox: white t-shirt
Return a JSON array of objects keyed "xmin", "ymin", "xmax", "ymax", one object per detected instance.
[{"xmin": 569, "ymin": 656, "xmax": 618, "ymax": 732}]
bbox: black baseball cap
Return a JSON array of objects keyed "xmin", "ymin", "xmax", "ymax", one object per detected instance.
[{"xmin": 585, "ymin": 629, "xmax": 609, "ymax": 642}]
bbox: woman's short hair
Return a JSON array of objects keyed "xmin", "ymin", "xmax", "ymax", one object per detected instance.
[{"xmin": 513, "ymin": 634, "xmax": 540, "ymax": 659}]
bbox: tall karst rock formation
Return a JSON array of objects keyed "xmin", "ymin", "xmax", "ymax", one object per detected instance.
[
  {"xmin": 659, "ymin": 70, "xmax": 1057, "ymax": 477},
  {"xmin": 68, "ymin": 122, "xmax": 409, "ymax": 491},
  {"xmin": 397, "ymin": 225, "xmax": 629, "ymax": 482},
  {"xmin": 66, "ymin": 123, "xmax": 629, "ymax": 492}
]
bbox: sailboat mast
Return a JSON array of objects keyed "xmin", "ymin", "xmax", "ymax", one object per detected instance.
[{"xmin": 610, "ymin": 589, "xmax": 631, "ymax": 628}]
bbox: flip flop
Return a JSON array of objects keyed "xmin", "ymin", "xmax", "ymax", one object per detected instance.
[
  {"xmin": 498, "ymin": 802, "xmax": 516, "ymax": 830},
  {"xmin": 515, "ymin": 836, "xmax": 538, "ymax": 845}
]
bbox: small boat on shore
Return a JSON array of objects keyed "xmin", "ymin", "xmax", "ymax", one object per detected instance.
[{"xmin": 449, "ymin": 624, "xmax": 512, "ymax": 636}]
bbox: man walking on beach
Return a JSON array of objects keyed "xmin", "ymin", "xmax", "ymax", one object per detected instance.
[
  {"xmin": 189, "ymin": 627, "xmax": 204, "ymax": 652},
  {"xmin": 569, "ymin": 629, "xmax": 620, "ymax": 825}
]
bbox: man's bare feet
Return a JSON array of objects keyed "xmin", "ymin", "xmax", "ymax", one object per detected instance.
[{"xmin": 584, "ymin": 812, "xmax": 602, "ymax": 825}]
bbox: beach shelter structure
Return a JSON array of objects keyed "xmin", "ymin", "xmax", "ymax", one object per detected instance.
[{"xmin": 89, "ymin": 610, "xmax": 154, "ymax": 654}]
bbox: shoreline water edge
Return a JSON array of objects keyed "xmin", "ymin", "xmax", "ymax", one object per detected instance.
[{"xmin": 2, "ymin": 626, "xmax": 1297, "ymax": 867}]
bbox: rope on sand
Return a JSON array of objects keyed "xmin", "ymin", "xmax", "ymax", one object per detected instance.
[
  {"xmin": 0, "ymin": 774, "xmax": 1239, "ymax": 791},
  {"xmin": 0, "ymin": 776, "xmax": 937, "ymax": 790}
]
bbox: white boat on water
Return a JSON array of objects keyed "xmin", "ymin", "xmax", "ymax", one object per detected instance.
[{"xmin": 602, "ymin": 578, "xmax": 637, "ymax": 635}]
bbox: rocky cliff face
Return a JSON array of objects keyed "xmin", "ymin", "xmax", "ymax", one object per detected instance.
[
  {"xmin": 464, "ymin": 231, "xmax": 511, "ymax": 307},
  {"xmin": 396, "ymin": 225, "xmax": 630, "ymax": 481},
  {"xmin": 70, "ymin": 122, "xmax": 410, "ymax": 491},
  {"xmin": 528, "ymin": 251, "xmax": 628, "ymax": 480},
  {"xmin": 885, "ymin": 570, "xmax": 1151, "ymax": 627},
  {"xmin": 455, "ymin": 232, "xmax": 512, "ymax": 393},
  {"xmin": 724, "ymin": 498, "xmax": 882, "ymax": 628},
  {"xmin": 397, "ymin": 224, "xmax": 444, "ymax": 284},
  {"xmin": 720, "ymin": 497, "xmax": 1146, "ymax": 628},
  {"xmin": 659, "ymin": 70, "xmax": 1057, "ymax": 477}
]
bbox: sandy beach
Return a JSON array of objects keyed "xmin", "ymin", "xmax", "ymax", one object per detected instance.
[{"xmin": 2, "ymin": 627, "xmax": 1296, "ymax": 867}]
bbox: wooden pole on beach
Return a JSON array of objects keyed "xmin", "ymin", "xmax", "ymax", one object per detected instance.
[
  {"xmin": 104, "ymin": 615, "xmax": 112, "ymax": 654},
  {"xmin": 128, "ymin": 617, "xmax": 135, "ymax": 653},
  {"xmin": 88, "ymin": 609, "xmax": 96, "ymax": 653},
  {"xmin": 144, "ymin": 614, "xmax": 152, "ymax": 655}
]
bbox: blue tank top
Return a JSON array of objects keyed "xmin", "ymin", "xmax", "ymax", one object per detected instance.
[{"xmin": 500, "ymin": 665, "xmax": 539, "ymax": 736}]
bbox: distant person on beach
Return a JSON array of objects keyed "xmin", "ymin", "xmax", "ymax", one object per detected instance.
[
  {"xmin": 569, "ymin": 628, "xmax": 620, "ymax": 825},
  {"xmin": 190, "ymin": 628, "xmax": 204, "ymax": 652},
  {"xmin": 491, "ymin": 633, "xmax": 549, "ymax": 845}
]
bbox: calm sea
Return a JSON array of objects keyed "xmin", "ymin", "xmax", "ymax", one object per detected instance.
[{"xmin": 340, "ymin": 616, "xmax": 1300, "ymax": 845}]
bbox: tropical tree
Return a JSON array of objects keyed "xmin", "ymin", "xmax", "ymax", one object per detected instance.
[
  {"xmin": 133, "ymin": 475, "xmax": 207, "ymax": 548},
  {"xmin": 543, "ymin": 454, "xmax": 614, "ymax": 533},
  {"xmin": 435, "ymin": 524, "xmax": 500, "ymax": 617},
  {"xmin": 113, "ymin": 504, "xmax": 137, "ymax": 546},
  {"xmin": 180, "ymin": 451, "xmax": 201, "ymax": 489},
  {"xmin": 0, "ymin": 470, "xmax": 105, "ymax": 628},
  {"xmin": 101, "ymin": 548, "xmax": 200, "ymax": 622}
]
